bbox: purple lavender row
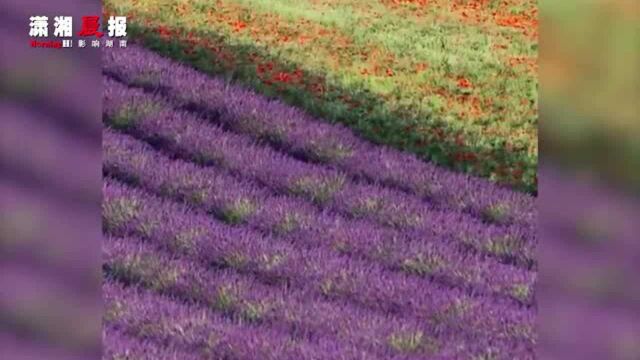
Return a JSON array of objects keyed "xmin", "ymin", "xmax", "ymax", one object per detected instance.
[
  {"xmin": 103, "ymin": 279, "xmax": 365, "ymax": 360},
  {"xmin": 0, "ymin": 178, "xmax": 98, "ymax": 285},
  {"xmin": 0, "ymin": 100, "xmax": 100, "ymax": 202},
  {"xmin": 103, "ymin": 128, "xmax": 535, "ymax": 305},
  {"xmin": 103, "ymin": 325, "xmax": 202, "ymax": 360},
  {"xmin": 103, "ymin": 235, "xmax": 532, "ymax": 359},
  {"xmin": 540, "ymin": 237, "xmax": 640, "ymax": 311},
  {"xmin": 103, "ymin": 45, "xmax": 536, "ymax": 229},
  {"xmin": 103, "ymin": 237, "xmax": 377, "ymax": 359},
  {"xmin": 540, "ymin": 167, "xmax": 640, "ymax": 274},
  {"xmin": 0, "ymin": 331, "xmax": 91, "ymax": 360},
  {"xmin": 107, "ymin": 238, "xmax": 496, "ymax": 358},
  {"xmin": 0, "ymin": 262, "xmax": 101, "ymax": 353},
  {"xmin": 538, "ymin": 292, "xmax": 640, "ymax": 360},
  {"xmin": 102, "ymin": 178, "xmax": 535, "ymax": 347},
  {"xmin": 103, "ymin": 236, "xmax": 478, "ymax": 359},
  {"xmin": 103, "ymin": 77, "xmax": 536, "ymax": 269}
]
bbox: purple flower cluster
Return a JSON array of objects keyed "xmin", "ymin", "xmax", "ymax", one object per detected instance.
[
  {"xmin": 103, "ymin": 129, "xmax": 535, "ymax": 305},
  {"xmin": 102, "ymin": 77, "xmax": 536, "ymax": 270},
  {"xmin": 101, "ymin": 193, "xmax": 532, "ymax": 358},
  {"xmin": 103, "ymin": 236, "xmax": 458, "ymax": 359},
  {"xmin": 101, "ymin": 47, "xmax": 537, "ymax": 359},
  {"xmin": 102, "ymin": 179, "xmax": 533, "ymax": 334},
  {"xmin": 0, "ymin": 101, "xmax": 100, "ymax": 202}
]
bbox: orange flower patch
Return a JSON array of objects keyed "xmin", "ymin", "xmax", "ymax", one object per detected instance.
[
  {"xmin": 457, "ymin": 77, "xmax": 472, "ymax": 88},
  {"xmin": 382, "ymin": 0, "xmax": 430, "ymax": 9},
  {"xmin": 508, "ymin": 56, "xmax": 538, "ymax": 74},
  {"xmin": 173, "ymin": 2, "xmax": 191, "ymax": 16},
  {"xmin": 231, "ymin": 20, "xmax": 247, "ymax": 32},
  {"xmin": 494, "ymin": 13, "xmax": 538, "ymax": 38},
  {"xmin": 297, "ymin": 35, "xmax": 310, "ymax": 45}
]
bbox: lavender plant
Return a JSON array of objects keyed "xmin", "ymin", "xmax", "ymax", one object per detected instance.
[
  {"xmin": 103, "ymin": 129, "xmax": 536, "ymax": 305},
  {"xmin": 102, "ymin": 179, "xmax": 535, "ymax": 348},
  {"xmin": 103, "ymin": 77, "xmax": 536, "ymax": 270},
  {"xmin": 103, "ymin": 234, "xmax": 533, "ymax": 358}
]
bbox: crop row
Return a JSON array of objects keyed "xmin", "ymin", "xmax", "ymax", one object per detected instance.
[
  {"xmin": 104, "ymin": 279, "xmax": 362, "ymax": 360},
  {"xmin": 1, "ymin": 101, "xmax": 100, "ymax": 203},
  {"xmin": 102, "ymin": 178, "xmax": 535, "ymax": 348},
  {"xmin": 104, "ymin": 236, "xmax": 481, "ymax": 359},
  {"xmin": 103, "ymin": 128, "xmax": 535, "ymax": 305},
  {"xmin": 103, "ymin": 324, "xmax": 202, "ymax": 360},
  {"xmin": 0, "ymin": 178, "xmax": 97, "ymax": 286},
  {"xmin": 102, "ymin": 76, "xmax": 536, "ymax": 269},
  {"xmin": 103, "ymin": 45, "xmax": 536, "ymax": 228},
  {"xmin": 103, "ymin": 233, "xmax": 534, "ymax": 359}
]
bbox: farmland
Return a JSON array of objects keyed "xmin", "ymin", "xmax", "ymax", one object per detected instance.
[
  {"xmin": 102, "ymin": 45, "xmax": 536, "ymax": 358},
  {"xmin": 103, "ymin": 0, "xmax": 538, "ymax": 193}
]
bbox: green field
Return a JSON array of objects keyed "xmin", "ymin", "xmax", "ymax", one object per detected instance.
[{"xmin": 104, "ymin": 0, "xmax": 538, "ymax": 193}]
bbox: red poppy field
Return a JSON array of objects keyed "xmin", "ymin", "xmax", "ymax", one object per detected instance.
[{"xmin": 103, "ymin": 0, "xmax": 538, "ymax": 193}]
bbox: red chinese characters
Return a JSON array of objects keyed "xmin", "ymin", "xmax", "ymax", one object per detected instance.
[{"xmin": 78, "ymin": 16, "xmax": 103, "ymax": 37}]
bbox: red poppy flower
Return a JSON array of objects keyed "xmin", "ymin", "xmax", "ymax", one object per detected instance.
[
  {"xmin": 457, "ymin": 77, "xmax": 472, "ymax": 88},
  {"xmin": 232, "ymin": 21, "xmax": 246, "ymax": 32},
  {"xmin": 274, "ymin": 72, "xmax": 291, "ymax": 83},
  {"xmin": 156, "ymin": 26, "xmax": 172, "ymax": 39}
]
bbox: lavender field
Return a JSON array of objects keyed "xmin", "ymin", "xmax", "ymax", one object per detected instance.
[{"xmin": 102, "ymin": 45, "xmax": 537, "ymax": 359}]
